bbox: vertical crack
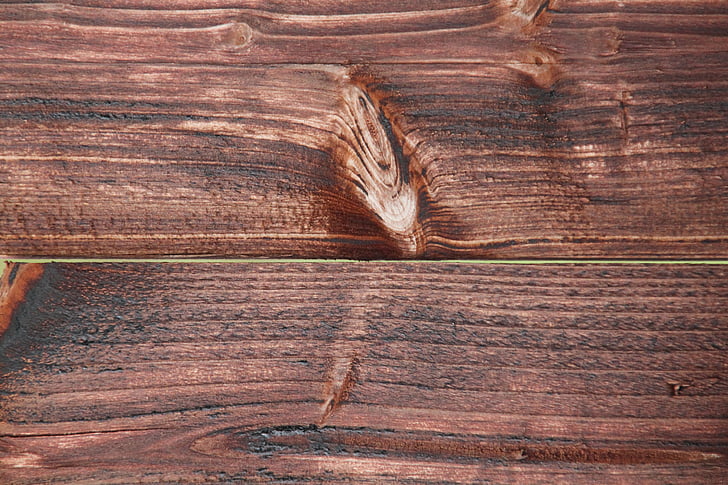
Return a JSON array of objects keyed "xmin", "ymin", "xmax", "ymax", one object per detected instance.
[
  {"xmin": 620, "ymin": 90, "xmax": 631, "ymax": 143},
  {"xmin": 318, "ymin": 354, "xmax": 360, "ymax": 426}
]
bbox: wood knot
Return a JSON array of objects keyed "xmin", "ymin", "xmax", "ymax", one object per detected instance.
[
  {"xmin": 215, "ymin": 21, "xmax": 253, "ymax": 49},
  {"xmin": 513, "ymin": 45, "xmax": 561, "ymax": 89},
  {"xmin": 334, "ymin": 81, "xmax": 425, "ymax": 257}
]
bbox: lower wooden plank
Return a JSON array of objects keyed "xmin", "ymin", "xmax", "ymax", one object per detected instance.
[{"xmin": 1, "ymin": 262, "xmax": 726, "ymax": 483}]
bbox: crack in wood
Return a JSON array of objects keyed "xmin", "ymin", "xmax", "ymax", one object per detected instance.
[
  {"xmin": 315, "ymin": 282, "xmax": 374, "ymax": 425},
  {"xmin": 318, "ymin": 354, "xmax": 360, "ymax": 426},
  {"xmin": 620, "ymin": 90, "xmax": 631, "ymax": 143},
  {"xmin": 532, "ymin": 0, "xmax": 553, "ymax": 24}
]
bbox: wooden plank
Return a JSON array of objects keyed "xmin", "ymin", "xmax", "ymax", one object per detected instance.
[
  {"xmin": 0, "ymin": 1, "xmax": 726, "ymax": 258},
  {"xmin": 1, "ymin": 262, "xmax": 726, "ymax": 483}
]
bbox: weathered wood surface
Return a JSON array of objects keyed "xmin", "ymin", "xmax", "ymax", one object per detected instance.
[
  {"xmin": 1, "ymin": 0, "xmax": 727, "ymax": 258},
  {"xmin": 1, "ymin": 262, "xmax": 726, "ymax": 483}
]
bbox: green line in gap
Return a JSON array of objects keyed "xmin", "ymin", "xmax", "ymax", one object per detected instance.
[{"xmin": 3, "ymin": 258, "xmax": 728, "ymax": 264}]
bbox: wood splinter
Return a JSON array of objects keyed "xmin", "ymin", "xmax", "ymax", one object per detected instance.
[{"xmin": 319, "ymin": 354, "xmax": 360, "ymax": 426}]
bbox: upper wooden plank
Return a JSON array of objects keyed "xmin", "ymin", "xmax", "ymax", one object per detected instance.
[
  {"xmin": 0, "ymin": 0, "xmax": 726, "ymax": 258},
  {"xmin": 1, "ymin": 262, "xmax": 726, "ymax": 483}
]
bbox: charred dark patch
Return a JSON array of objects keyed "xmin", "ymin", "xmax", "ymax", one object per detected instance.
[
  {"xmin": 196, "ymin": 425, "xmax": 725, "ymax": 465},
  {"xmin": 6, "ymin": 264, "xmax": 19, "ymax": 287}
]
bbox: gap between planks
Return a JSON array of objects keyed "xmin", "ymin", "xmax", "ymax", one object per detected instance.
[{"xmin": 3, "ymin": 259, "xmax": 728, "ymax": 265}]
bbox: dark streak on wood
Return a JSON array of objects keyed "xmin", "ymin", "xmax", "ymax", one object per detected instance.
[
  {"xmin": 1, "ymin": 263, "xmax": 726, "ymax": 483},
  {"xmin": 619, "ymin": 90, "xmax": 630, "ymax": 143},
  {"xmin": 199, "ymin": 424, "xmax": 723, "ymax": 465}
]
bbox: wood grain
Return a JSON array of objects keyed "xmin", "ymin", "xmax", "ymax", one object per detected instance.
[
  {"xmin": 1, "ymin": 262, "xmax": 726, "ymax": 483},
  {"xmin": 1, "ymin": 0, "xmax": 726, "ymax": 258}
]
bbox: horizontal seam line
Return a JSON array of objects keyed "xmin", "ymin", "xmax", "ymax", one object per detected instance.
[{"xmin": 4, "ymin": 259, "xmax": 728, "ymax": 264}]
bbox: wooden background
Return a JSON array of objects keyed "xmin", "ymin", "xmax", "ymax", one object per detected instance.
[{"xmin": 1, "ymin": 0, "xmax": 727, "ymax": 483}]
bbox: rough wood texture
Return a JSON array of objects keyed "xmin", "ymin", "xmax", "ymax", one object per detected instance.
[
  {"xmin": 1, "ymin": 262, "xmax": 726, "ymax": 483},
  {"xmin": 1, "ymin": 0, "xmax": 727, "ymax": 258}
]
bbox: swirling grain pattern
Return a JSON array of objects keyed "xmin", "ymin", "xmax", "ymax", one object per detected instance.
[{"xmin": 336, "ymin": 83, "xmax": 423, "ymax": 256}]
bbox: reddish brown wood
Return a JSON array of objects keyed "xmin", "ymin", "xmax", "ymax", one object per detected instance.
[
  {"xmin": 1, "ymin": 262, "xmax": 726, "ymax": 483},
  {"xmin": 0, "ymin": 263, "xmax": 44, "ymax": 337},
  {"xmin": 0, "ymin": 0, "xmax": 726, "ymax": 258}
]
